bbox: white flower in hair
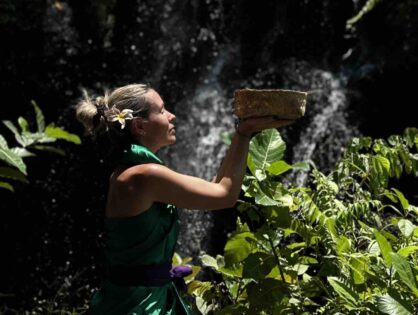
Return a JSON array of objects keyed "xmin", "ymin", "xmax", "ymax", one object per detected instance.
[{"xmin": 107, "ymin": 107, "xmax": 134, "ymax": 129}]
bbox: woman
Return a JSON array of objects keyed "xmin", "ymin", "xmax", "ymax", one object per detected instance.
[{"xmin": 76, "ymin": 84, "xmax": 295, "ymax": 314}]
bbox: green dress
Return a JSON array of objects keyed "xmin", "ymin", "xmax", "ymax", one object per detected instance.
[{"xmin": 89, "ymin": 144, "xmax": 193, "ymax": 315}]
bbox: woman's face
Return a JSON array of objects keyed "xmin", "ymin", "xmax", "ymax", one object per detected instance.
[{"xmin": 134, "ymin": 89, "xmax": 176, "ymax": 152}]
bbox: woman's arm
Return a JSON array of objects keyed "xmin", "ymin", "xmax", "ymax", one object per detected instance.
[{"xmin": 128, "ymin": 117, "xmax": 295, "ymax": 211}]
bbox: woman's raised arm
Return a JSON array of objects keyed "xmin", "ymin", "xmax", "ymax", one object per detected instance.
[{"xmin": 130, "ymin": 117, "xmax": 295, "ymax": 211}]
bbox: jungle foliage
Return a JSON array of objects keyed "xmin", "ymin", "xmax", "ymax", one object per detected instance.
[
  {"xmin": 0, "ymin": 101, "xmax": 81, "ymax": 192},
  {"xmin": 185, "ymin": 127, "xmax": 418, "ymax": 314}
]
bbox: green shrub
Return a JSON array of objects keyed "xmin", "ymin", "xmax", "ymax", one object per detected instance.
[
  {"xmin": 0, "ymin": 100, "xmax": 81, "ymax": 192},
  {"xmin": 190, "ymin": 128, "xmax": 418, "ymax": 314}
]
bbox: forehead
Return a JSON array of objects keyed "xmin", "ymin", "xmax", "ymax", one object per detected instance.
[{"xmin": 146, "ymin": 89, "xmax": 164, "ymax": 109}]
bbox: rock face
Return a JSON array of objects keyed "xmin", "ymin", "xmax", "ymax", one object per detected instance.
[{"xmin": 0, "ymin": 0, "xmax": 417, "ymax": 310}]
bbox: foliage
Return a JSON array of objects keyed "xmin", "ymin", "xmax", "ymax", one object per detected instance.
[
  {"xmin": 190, "ymin": 128, "xmax": 418, "ymax": 314},
  {"xmin": 0, "ymin": 100, "xmax": 81, "ymax": 192}
]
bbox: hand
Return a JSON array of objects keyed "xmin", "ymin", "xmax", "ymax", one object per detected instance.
[{"xmin": 236, "ymin": 116, "xmax": 296, "ymax": 137}]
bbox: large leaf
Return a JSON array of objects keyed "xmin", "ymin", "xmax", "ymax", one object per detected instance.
[
  {"xmin": 378, "ymin": 294, "xmax": 413, "ymax": 315},
  {"xmin": 0, "ymin": 167, "xmax": 28, "ymax": 183},
  {"xmin": 390, "ymin": 253, "xmax": 418, "ymax": 297},
  {"xmin": 200, "ymin": 254, "xmax": 218, "ymax": 270},
  {"xmin": 0, "ymin": 146, "xmax": 27, "ymax": 175},
  {"xmin": 224, "ymin": 231, "xmax": 255, "ymax": 265},
  {"xmin": 397, "ymin": 219, "xmax": 416, "ymax": 238},
  {"xmin": 249, "ymin": 129, "xmax": 285, "ymax": 171},
  {"xmin": 392, "ymin": 188, "xmax": 409, "ymax": 211},
  {"xmin": 242, "ymin": 252, "xmax": 276, "ymax": 280},
  {"xmin": 327, "ymin": 277, "xmax": 359, "ymax": 307},
  {"xmin": 45, "ymin": 124, "xmax": 81, "ymax": 144},
  {"xmin": 373, "ymin": 229, "xmax": 393, "ymax": 266},
  {"xmin": 266, "ymin": 160, "xmax": 292, "ymax": 176},
  {"xmin": 31, "ymin": 100, "xmax": 45, "ymax": 132}
]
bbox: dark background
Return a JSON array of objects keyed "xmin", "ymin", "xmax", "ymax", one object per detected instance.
[{"xmin": 1, "ymin": 0, "xmax": 417, "ymax": 311}]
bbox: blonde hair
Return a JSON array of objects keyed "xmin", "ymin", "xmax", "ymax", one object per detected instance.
[
  {"xmin": 75, "ymin": 83, "xmax": 151, "ymax": 137},
  {"xmin": 75, "ymin": 84, "xmax": 152, "ymax": 160}
]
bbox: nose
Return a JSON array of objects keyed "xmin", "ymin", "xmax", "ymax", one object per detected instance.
[{"xmin": 169, "ymin": 111, "xmax": 176, "ymax": 122}]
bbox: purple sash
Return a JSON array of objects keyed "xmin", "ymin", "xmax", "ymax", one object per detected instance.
[{"xmin": 106, "ymin": 261, "xmax": 192, "ymax": 292}]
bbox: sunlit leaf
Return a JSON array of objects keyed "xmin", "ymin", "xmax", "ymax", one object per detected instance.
[
  {"xmin": 45, "ymin": 124, "xmax": 81, "ymax": 144},
  {"xmin": 378, "ymin": 294, "xmax": 413, "ymax": 315},
  {"xmin": 390, "ymin": 253, "xmax": 418, "ymax": 297},
  {"xmin": 249, "ymin": 129, "xmax": 286, "ymax": 171},
  {"xmin": 397, "ymin": 219, "xmax": 416, "ymax": 238},
  {"xmin": 373, "ymin": 229, "xmax": 393, "ymax": 266},
  {"xmin": 328, "ymin": 277, "xmax": 359, "ymax": 307},
  {"xmin": 31, "ymin": 100, "xmax": 45, "ymax": 132},
  {"xmin": 0, "ymin": 146, "xmax": 27, "ymax": 175}
]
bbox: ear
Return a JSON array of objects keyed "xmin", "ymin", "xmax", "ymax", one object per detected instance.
[{"xmin": 130, "ymin": 118, "xmax": 146, "ymax": 136}]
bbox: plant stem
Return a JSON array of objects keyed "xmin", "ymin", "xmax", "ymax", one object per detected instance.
[{"xmin": 267, "ymin": 234, "xmax": 286, "ymax": 283}]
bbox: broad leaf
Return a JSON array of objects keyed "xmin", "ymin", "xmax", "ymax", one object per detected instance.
[
  {"xmin": 200, "ymin": 254, "xmax": 218, "ymax": 270},
  {"xmin": 390, "ymin": 253, "xmax": 418, "ymax": 297},
  {"xmin": 242, "ymin": 252, "xmax": 276, "ymax": 280},
  {"xmin": 267, "ymin": 160, "xmax": 292, "ymax": 176},
  {"xmin": 224, "ymin": 231, "xmax": 255, "ymax": 265},
  {"xmin": 378, "ymin": 294, "xmax": 413, "ymax": 315},
  {"xmin": 397, "ymin": 219, "xmax": 416, "ymax": 238},
  {"xmin": 249, "ymin": 129, "xmax": 285, "ymax": 171}
]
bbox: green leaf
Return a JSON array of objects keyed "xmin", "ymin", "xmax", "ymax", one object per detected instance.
[
  {"xmin": 327, "ymin": 277, "xmax": 359, "ymax": 307},
  {"xmin": 390, "ymin": 253, "xmax": 418, "ymax": 297},
  {"xmin": 291, "ymin": 161, "xmax": 310, "ymax": 171},
  {"xmin": 0, "ymin": 146, "xmax": 27, "ymax": 175},
  {"xmin": 242, "ymin": 252, "xmax": 276, "ymax": 280},
  {"xmin": 247, "ymin": 278, "xmax": 287, "ymax": 307},
  {"xmin": 249, "ymin": 129, "xmax": 286, "ymax": 171},
  {"xmin": 267, "ymin": 160, "xmax": 292, "ymax": 176},
  {"xmin": 371, "ymin": 155, "xmax": 390, "ymax": 189},
  {"xmin": 2, "ymin": 120, "xmax": 25, "ymax": 146},
  {"xmin": 0, "ymin": 134, "xmax": 8, "ymax": 149},
  {"xmin": 336, "ymin": 236, "xmax": 351, "ymax": 256},
  {"xmin": 0, "ymin": 167, "xmax": 28, "ymax": 183},
  {"xmin": 397, "ymin": 219, "xmax": 416, "ymax": 238},
  {"xmin": 373, "ymin": 229, "xmax": 393, "ymax": 266},
  {"xmin": 224, "ymin": 232, "xmax": 255, "ymax": 265},
  {"xmin": 392, "ymin": 188, "xmax": 409, "ymax": 211},
  {"xmin": 11, "ymin": 147, "xmax": 36, "ymax": 158},
  {"xmin": 378, "ymin": 294, "xmax": 413, "ymax": 315},
  {"xmin": 45, "ymin": 125, "xmax": 81, "ymax": 144},
  {"xmin": 397, "ymin": 246, "xmax": 418, "ymax": 258},
  {"xmin": 31, "ymin": 100, "xmax": 45, "ymax": 132},
  {"xmin": 17, "ymin": 116, "xmax": 29, "ymax": 133},
  {"xmin": 0, "ymin": 181, "xmax": 14, "ymax": 192},
  {"xmin": 200, "ymin": 254, "xmax": 218, "ymax": 270}
]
